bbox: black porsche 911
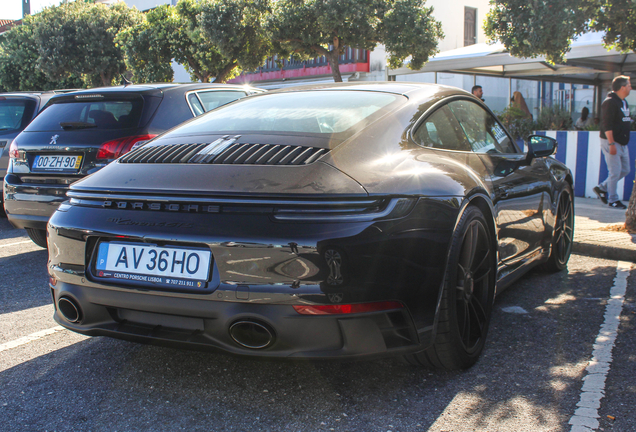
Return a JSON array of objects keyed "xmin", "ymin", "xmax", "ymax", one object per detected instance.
[{"xmin": 46, "ymin": 82, "xmax": 574, "ymax": 370}]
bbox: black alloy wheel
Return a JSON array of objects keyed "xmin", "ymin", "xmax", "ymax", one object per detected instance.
[
  {"xmin": 455, "ymin": 218, "xmax": 492, "ymax": 354},
  {"xmin": 405, "ymin": 205, "xmax": 495, "ymax": 370},
  {"xmin": 541, "ymin": 186, "xmax": 574, "ymax": 272}
]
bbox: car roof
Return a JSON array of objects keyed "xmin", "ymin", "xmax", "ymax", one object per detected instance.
[
  {"xmin": 0, "ymin": 90, "xmax": 72, "ymax": 99},
  {"xmin": 265, "ymin": 81, "xmax": 469, "ymax": 97},
  {"xmin": 0, "ymin": 90, "xmax": 78, "ymax": 111},
  {"xmin": 64, "ymin": 83, "xmax": 262, "ymax": 96}
]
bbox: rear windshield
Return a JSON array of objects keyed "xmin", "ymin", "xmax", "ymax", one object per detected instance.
[
  {"xmin": 26, "ymin": 99, "xmax": 143, "ymax": 131},
  {"xmin": 0, "ymin": 99, "xmax": 37, "ymax": 133},
  {"xmin": 164, "ymin": 91, "xmax": 404, "ymax": 136}
]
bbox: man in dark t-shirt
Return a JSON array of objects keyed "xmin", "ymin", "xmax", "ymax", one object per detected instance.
[{"xmin": 593, "ymin": 75, "xmax": 632, "ymax": 209}]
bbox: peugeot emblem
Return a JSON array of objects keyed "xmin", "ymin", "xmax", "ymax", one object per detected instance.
[{"xmin": 50, "ymin": 134, "xmax": 59, "ymax": 145}]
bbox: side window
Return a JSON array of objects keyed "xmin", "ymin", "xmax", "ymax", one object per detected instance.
[
  {"xmin": 447, "ymin": 100, "xmax": 517, "ymax": 154},
  {"xmin": 196, "ymin": 91, "xmax": 247, "ymax": 111},
  {"xmin": 187, "ymin": 93, "xmax": 205, "ymax": 116},
  {"xmin": 413, "ymin": 105, "xmax": 471, "ymax": 151}
]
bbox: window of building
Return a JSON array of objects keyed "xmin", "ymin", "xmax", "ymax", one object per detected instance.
[{"xmin": 464, "ymin": 7, "xmax": 477, "ymax": 47}]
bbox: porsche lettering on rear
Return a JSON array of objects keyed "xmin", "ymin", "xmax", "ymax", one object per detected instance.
[{"xmin": 103, "ymin": 201, "xmax": 220, "ymax": 213}]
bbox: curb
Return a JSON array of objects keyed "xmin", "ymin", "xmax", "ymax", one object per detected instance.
[{"xmin": 573, "ymin": 242, "xmax": 636, "ymax": 263}]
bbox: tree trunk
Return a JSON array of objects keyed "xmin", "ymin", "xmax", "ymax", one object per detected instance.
[
  {"xmin": 100, "ymin": 71, "xmax": 112, "ymax": 87},
  {"xmin": 625, "ymin": 170, "xmax": 636, "ymax": 232},
  {"xmin": 212, "ymin": 61, "xmax": 239, "ymax": 83},
  {"xmin": 327, "ymin": 36, "xmax": 343, "ymax": 83},
  {"xmin": 193, "ymin": 70, "xmax": 210, "ymax": 83},
  {"xmin": 326, "ymin": 50, "xmax": 343, "ymax": 83}
]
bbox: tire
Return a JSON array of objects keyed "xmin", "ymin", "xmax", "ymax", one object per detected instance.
[
  {"xmin": 405, "ymin": 205, "xmax": 496, "ymax": 370},
  {"xmin": 540, "ymin": 186, "xmax": 574, "ymax": 273},
  {"xmin": 26, "ymin": 228, "xmax": 47, "ymax": 248}
]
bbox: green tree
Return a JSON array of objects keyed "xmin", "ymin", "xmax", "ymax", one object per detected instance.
[
  {"xmin": 170, "ymin": 0, "xmax": 240, "ymax": 83},
  {"xmin": 120, "ymin": 0, "xmax": 249, "ymax": 84},
  {"xmin": 33, "ymin": 1, "xmax": 142, "ymax": 87},
  {"xmin": 0, "ymin": 16, "xmax": 84, "ymax": 91},
  {"xmin": 592, "ymin": 0, "xmax": 636, "ymax": 53},
  {"xmin": 267, "ymin": 0, "xmax": 443, "ymax": 82},
  {"xmin": 197, "ymin": 0, "xmax": 273, "ymax": 82},
  {"xmin": 484, "ymin": 0, "xmax": 592, "ymax": 64},
  {"xmin": 484, "ymin": 0, "xmax": 636, "ymax": 64},
  {"xmin": 117, "ymin": 5, "xmax": 175, "ymax": 83}
]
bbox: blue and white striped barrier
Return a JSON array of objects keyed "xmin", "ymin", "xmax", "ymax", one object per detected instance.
[{"xmin": 528, "ymin": 131, "xmax": 636, "ymax": 201}]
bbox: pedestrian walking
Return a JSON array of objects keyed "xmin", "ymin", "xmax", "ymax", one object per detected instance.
[{"xmin": 593, "ymin": 75, "xmax": 632, "ymax": 209}]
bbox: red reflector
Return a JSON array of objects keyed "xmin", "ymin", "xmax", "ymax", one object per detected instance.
[
  {"xmin": 9, "ymin": 140, "xmax": 19, "ymax": 159},
  {"xmin": 293, "ymin": 301, "xmax": 403, "ymax": 315},
  {"xmin": 96, "ymin": 134, "xmax": 157, "ymax": 161},
  {"xmin": 49, "ymin": 276, "xmax": 57, "ymax": 286}
]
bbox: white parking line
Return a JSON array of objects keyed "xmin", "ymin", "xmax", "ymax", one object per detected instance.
[
  {"xmin": 569, "ymin": 261, "xmax": 633, "ymax": 432},
  {"xmin": 2, "ymin": 240, "xmax": 33, "ymax": 248},
  {"xmin": 0, "ymin": 326, "xmax": 66, "ymax": 353}
]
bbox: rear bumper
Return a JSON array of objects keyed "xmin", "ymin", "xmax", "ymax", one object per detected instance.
[
  {"xmin": 3, "ymin": 173, "xmax": 70, "ymax": 229},
  {"xmin": 46, "ymin": 195, "xmax": 460, "ymax": 359},
  {"xmin": 51, "ymin": 281, "xmax": 424, "ymax": 360}
]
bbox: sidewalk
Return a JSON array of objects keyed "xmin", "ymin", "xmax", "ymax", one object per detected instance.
[{"xmin": 574, "ymin": 197, "xmax": 636, "ymax": 262}]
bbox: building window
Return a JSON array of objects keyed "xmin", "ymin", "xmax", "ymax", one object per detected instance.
[{"xmin": 464, "ymin": 7, "xmax": 477, "ymax": 46}]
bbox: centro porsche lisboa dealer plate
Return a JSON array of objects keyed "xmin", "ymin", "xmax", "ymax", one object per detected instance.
[
  {"xmin": 95, "ymin": 242, "xmax": 212, "ymax": 288},
  {"xmin": 32, "ymin": 154, "xmax": 82, "ymax": 173}
]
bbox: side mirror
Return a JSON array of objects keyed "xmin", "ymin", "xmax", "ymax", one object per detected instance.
[{"xmin": 524, "ymin": 134, "xmax": 557, "ymax": 164}]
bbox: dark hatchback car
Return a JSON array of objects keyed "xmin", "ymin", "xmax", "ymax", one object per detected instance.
[
  {"xmin": 47, "ymin": 83, "xmax": 574, "ymax": 370},
  {"xmin": 0, "ymin": 91, "xmax": 73, "ymax": 212},
  {"xmin": 4, "ymin": 83, "xmax": 262, "ymax": 246}
]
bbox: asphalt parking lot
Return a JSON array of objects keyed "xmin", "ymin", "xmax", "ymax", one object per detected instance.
[{"xmin": 1, "ymin": 217, "xmax": 634, "ymax": 432}]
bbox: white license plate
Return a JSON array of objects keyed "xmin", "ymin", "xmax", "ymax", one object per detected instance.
[
  {"xmin": 95, "ymin": 242, "xmax": 212, "ymax": 288},
  {"xmin": 33, "ymin": 154, "xmax": 82, "ymax": 172}
]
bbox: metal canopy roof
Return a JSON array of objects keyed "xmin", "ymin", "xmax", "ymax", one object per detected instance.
[{"xmin": 390, "ymin": 32, "xmax": 636, "ymax": 85}]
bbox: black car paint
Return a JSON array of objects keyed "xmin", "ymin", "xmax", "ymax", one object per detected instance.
[{"xmin": 46, "ymin": 83, "xmax": 573, "ymax": 360}]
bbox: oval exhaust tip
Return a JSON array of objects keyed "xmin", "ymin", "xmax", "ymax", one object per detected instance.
[
  {"xmin": 229, "ymin": 320, "xmax": 274, "ymax": 349},
  {"xmin": 58, "ymin": 297, "xmax": 82, "ymax": 323}
]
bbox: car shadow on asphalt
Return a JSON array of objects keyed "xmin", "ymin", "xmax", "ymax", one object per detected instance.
[
  {"xmin": 0, "ymin": 249, "xmax": 50, "ymax": 315},
  {"xmin": 0, "ymin": 256, "xmax": 623, "ymax": 431},
  {"xmin": 0, "ymin": 218, "xmax": 31, "ymax": 242}
]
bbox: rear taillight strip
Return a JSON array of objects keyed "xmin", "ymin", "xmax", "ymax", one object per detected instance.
[{"xmin": 67, "ymin": 191, "xmax": 381, "ymax": 207}]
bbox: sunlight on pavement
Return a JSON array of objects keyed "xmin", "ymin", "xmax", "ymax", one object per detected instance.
[
  {"xmin": 428, "ymin": 393, "xmax": 562, "ymax": 431},
  {"xmin": 545, "ymin": 293, "xmax": 578, "ymax": 305},
  {"xmin": 0, "ymin": 326, "xmax": 66, "ymax": 353},
  {"xmin": 550, "ymin": 362, "xmax": 588, "ymax": 378},
  {"xmin": 0, "ymin": 241, "xmax": 43, "ymax": 259},
  {"xmin": 0, "ymin": 305, "xmax": 58, "ymax": 344},
  {"xmin": 0, "ymin": 330, "xmax": 89, "ymax": 373}
]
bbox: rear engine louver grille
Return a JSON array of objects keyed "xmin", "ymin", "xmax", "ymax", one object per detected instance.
[{"xmin": 119, "ymin": 142, "xmax": 328, "ymax": 166}]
